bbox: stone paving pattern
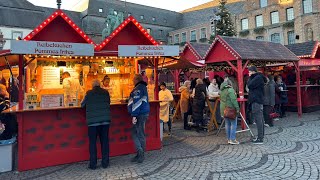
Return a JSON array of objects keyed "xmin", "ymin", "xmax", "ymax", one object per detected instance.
[{"xmin": 1, "ymin": 112, "xmax": 320, "ymax": 180}]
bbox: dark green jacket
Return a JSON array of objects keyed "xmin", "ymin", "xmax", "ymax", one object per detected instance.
[
  {"xmin": 220, "ymin": 82, "xmax": 240, "ymax": 116},
  {"xmin": 81, "ymin": 86, "xmax": 111, "ymax": 126}
]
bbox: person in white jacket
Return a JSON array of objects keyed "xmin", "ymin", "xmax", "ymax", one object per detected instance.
[
  {"xmin": 159, "ymin": 82, "xmax": 173, "ymax": 136},
  {"xmin": 208, "ymin": 78, "xmax": 220, "ymax": 99},
  {"xmin": 207, "ymin": 78, "xmax": 222, "ymax": 123}
]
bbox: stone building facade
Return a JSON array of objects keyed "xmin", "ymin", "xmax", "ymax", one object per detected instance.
[
  {"xmin": 167, "ymin": 1, "xmax": 245, "ymax": 46},
  {"xmin": 236, "ymin": 0, "xmax": 320, "ymax": 45}
]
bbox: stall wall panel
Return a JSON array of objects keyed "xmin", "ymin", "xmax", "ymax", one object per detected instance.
[{"xmin": 17, "ymin": 103, "xmax": 160, "ymax": 171}]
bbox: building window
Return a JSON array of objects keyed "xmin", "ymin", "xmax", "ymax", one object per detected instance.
[
  {"xmin": 12, "ymin": 31, "xmax": 23, "ymax": 40},
  {"xmin": 256, "ymin": 36, "xmax": 264, "ymax": 41},
  {"xmin": 270, "ymin": 11, "xmax": 279, "ymax": 24},
  {"xmin": 200, "ymin": 28, "xmax": 207, "ymax": 39},
  {"xmin": 241, "ymin": 18, "xmax": 249, "ymax": 30},
  {"xmin": 147, "ymin": 28, "xmax": 151, "ymax": 35},
  {"xmin": 255, "ymin": 15, "xmax": 263, "ymax": 27},
  {"xmin": 286, "ymin": 8, "xmax": 294, "ymax": 21},
  {"xmin": 190, "ymin": 30, "xmax": 197, "ymax": 41},
  {"xmin": 140, "ymin": 15, "xmax": 144, "ymax": 20},
  {"xmin": 168, "ymin": 36, "xmax": 173, "ymax": 44},
  {"xmin": 174, "ymin": 34, "xmax": 180, "ymax": 44},
  {"xmin": 303, "ymin": 0, "xmax": 312, "ymax": 14},
  {"xmin": 211, "ymin": 25, "xmax": 215, "ymax": 34},
  {"xmin": 260, "ymin": 0, "xmax": 267, "ymax": 8},
  {"xmin": 271, "ymin": 33, "xmax": 281, "ymax": 43},
  {"xmin": 159, "ymin": 30, "xmax": 163, "ymax": 37},
  {"xmin": 152, "ymin": 17, "xmax": 156, "ymax": 22},
  {"xmin": 181, "ymin": 32, "xmax": 186, "ymax": 42},
  {"xmin": 287, "ymin": 31, "xmax": 295, "ymax": 44},
  {"xmin": 99, "ymin": 8, "xmax": 103, "ymax": 13}
]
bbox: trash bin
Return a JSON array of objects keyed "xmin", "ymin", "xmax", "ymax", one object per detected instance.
[
  {"xmin": 160, "ymin": 120, "xmax": 163, "ymax": 141},
  {"xmin": 0, "ymin": 136, "xmax": 16, "ymax": 173}
]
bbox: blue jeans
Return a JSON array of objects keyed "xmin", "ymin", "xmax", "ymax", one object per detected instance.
[
  {"xmin": 225, "ymin": 118, "xmax": 237, "ymax": 141},
  {"xmin": 132, "ymin": 114, "xmax": 148, "ymax": 152}
]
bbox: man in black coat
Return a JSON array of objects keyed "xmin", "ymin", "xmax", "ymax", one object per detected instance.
[
  {"xmin": 81, "ymin": 79, "xmax": 111, "ymax": 170},
  {"xmin": 247, "ymin": 66, "xmax": 265, "ymax": 145}
]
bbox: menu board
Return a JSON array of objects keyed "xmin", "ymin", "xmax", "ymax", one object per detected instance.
[
  {"xmin": 42, "ymin": 67, "xmax": 61, "ymax": 89},
  {"xmin": 41, "ymin": 94, "xmax": 64, "ymax": 108},
  {"xmin": 42, "ymin": 66, "xmax": 78, "ymax": 89}
]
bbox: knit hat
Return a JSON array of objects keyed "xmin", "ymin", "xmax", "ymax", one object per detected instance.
[
  {"xmin": 248, "ymin": 66, "xmax": 258, "ymax": 72},
  {"xmin": 160, "ymin": 82, "xmax": 166, "ymax": 87}
]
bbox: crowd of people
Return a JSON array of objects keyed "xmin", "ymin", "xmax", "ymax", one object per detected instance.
[{"xmin": 0, "ymin": 67, "xmax": 289, "ymax": 170}]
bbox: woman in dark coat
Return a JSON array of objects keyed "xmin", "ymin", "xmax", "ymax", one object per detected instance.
[
  {"xmin": 192, "ymin": 79, "xmax": 207, "ymax": 132},
  {"xmin": 275, "ymin": 76, "xmax": 288, "ymax": 118},
  {"xmin": 263, "ymin": 75, "xmax": 276, "ymax": 126}
]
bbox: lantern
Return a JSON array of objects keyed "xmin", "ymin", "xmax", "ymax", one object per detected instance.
[
  {"xmin": 2, "ymin": 69, "xmax": 10, "ymax": 87},
  {"xmin": 11, "ymin": 67, "xmax": 19, "ymax": 78}
]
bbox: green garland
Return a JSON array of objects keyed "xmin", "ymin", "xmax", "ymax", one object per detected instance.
[
  {"xmin": 37, "ymin": 60, "xmax": 58, "ymax": 67},
  {"xmin": 283, "ymin": 21, "xmax": 294, "ymax": 28},
  {"xmin": 180, "ymin": 42, "xmax": 186, "ymax": 46},
  {"xmin": 199, "ymin": 38, "xmax": 208, "ymax": 43},
  {"xmin": 239, "ymin": 30, "xmax": 250, "ymax": 37},
  {"xmin": 253, "ymin": 27, "xmax": 265, "ymax": 34}
]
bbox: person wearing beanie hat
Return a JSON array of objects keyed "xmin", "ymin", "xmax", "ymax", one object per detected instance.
[
  {"xmin": 159, "ymin": 82, "xmax": 173, "ymax": 136},
  {"xmin": 247, "ymin": 66, "xmax": 265, "ymax": 145},
  {"xmin": 248, "ymin": 66, "xmax": 258, "ymax": 73}
]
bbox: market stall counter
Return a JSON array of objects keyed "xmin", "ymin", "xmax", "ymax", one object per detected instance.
[
  {"xmin": 3, "ymin": 101, "xmax": 160, "ymax": 171},
  {"xmin": 287, "ymin": 85, "xmax": 320, "ymax": 112}
]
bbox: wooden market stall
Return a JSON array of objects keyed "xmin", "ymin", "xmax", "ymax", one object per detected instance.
[
  {"xmin": 1, "ymin": 10, "xmax": 162, "ymax": 171},
  {"xmin": 204, "ymin": 36, "xmax": 301, "ymax": 129},
  {"xmin": 286, "ymin": 41, "xmax": 320, "ymax": 112}
]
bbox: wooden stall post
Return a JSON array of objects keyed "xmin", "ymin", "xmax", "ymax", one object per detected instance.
[
  {"xmin": 154, "ymin": 57, "xmax": 159, "ymax": 100},
  {"xmin": 237, "ymin": 59, "xmax": 246, "ymax": 129},
  {"xmin": 294, "ymin": 61, "xmax": 302, "ymax": 117},
  {"xmin": 18, "ymin": 55, "xmax": 24, "ymax": 109}
]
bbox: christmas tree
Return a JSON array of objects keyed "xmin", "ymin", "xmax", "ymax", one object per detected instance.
[{"xmin": 209, "ymin": 0, "xmax": 236, "ymax": 43}]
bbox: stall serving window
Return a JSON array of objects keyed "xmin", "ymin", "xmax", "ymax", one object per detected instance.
[{"xmin": 24, "ymin": 56, "xmax": 136, "ymax": 109}]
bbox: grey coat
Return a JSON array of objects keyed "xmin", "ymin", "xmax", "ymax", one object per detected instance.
[{"xmin": 263, "ymin": 80, "xmax": 275, "ymax": 106}]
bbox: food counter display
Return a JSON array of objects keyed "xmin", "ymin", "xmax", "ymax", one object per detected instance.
[
  {"xmin": 3, "ymin": 56, "xmax": 160, "ymax": 171},
  {"xmin": 4, "ymin": 101, "xmax": 160, "ymax": 171},
  {"xmin": 287, "ymin": 85, "xmax": 320, "ymax": 112}
]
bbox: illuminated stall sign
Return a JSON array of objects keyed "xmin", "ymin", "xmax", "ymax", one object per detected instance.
[
  {"xmin": 118, "ymin": 45, "xmax": 179, "ymax": 57},
  {"xmin": 10, "ymin": 40, "xmax": 94, "ymax": 56}
]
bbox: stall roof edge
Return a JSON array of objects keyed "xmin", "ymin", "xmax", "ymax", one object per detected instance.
[{"xmin": 205, "ymin": 35, "xmax": 299, "ymax": 62}]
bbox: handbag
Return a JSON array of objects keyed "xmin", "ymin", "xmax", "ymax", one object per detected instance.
[
  {"xmin": 269, "ymin": 107, "xmax": 280, "ymax": 119},
  {"xmin": 224, "ymin": 106, "xmax": 237, "ymax": 119},
  {"xmin": 223, "ymin": 89, "xmax": 237, "ymax": 119}
]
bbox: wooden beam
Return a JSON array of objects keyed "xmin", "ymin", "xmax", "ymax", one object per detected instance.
[
  {"xmin": 226, "ymin": 61, "xmax": 238, "ymax": 72},
  {"xmin": 242, "ymin": 60, "xmax": 250, "ymax": 71}
]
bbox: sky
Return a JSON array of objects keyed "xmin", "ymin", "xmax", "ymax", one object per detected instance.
[{"xmin": 27, "ymin": 0, "xmax": 213, "ymax": 12}]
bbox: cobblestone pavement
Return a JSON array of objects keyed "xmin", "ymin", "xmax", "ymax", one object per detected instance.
[{"xmin": 1, "ymin": 112, "xmax": 320, "ymax": 180}]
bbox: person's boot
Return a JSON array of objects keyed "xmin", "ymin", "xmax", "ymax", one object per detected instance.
[
  {"xmin": 131, "ymin": 152, "xmax": 139, "ymax": 162},
  {"xmin": 137, "ymin": 150, "xmax": 144, "ymax": 163},
  {"xmin": 196, "ymin": 126, "xmax": 201, "ymax": 133}
]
